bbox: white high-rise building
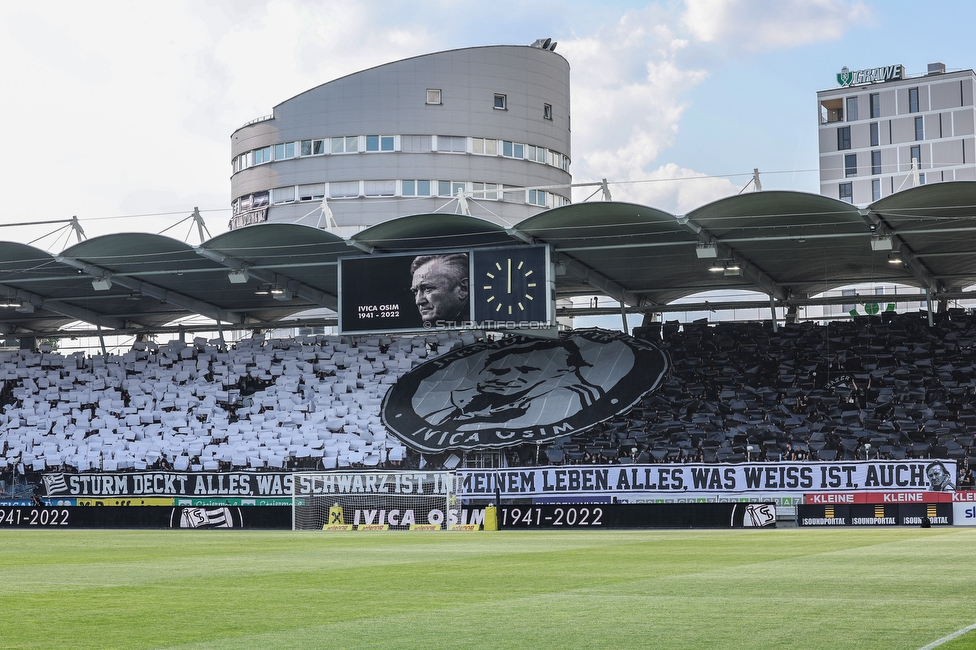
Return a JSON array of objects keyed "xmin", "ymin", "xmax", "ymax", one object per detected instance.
[{"xmin": 818, "ymin": 62, "xmax": 976, "ymax": 204}]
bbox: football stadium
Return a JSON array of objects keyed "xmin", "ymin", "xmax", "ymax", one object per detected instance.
[{"xmin": 4, "ymin": 41, "xmax": 976, "ymax": 649}]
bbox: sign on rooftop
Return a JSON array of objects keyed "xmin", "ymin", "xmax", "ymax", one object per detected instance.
[{"xmin": 837, "ymin": 64, "xmax": 903, "ymax": 87}]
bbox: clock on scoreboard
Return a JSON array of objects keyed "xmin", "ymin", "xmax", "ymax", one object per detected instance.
[{"xmin": 471, "ymin": 245, "xmax": 552, "ymax": 325}]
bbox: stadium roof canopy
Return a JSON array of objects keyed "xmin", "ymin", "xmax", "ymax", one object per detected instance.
[{"xmin": 3, "ymin": 182, "xmax": 976, "ymax": 338}]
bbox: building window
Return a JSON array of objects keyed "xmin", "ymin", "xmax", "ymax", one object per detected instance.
[
  {"xmin": 365, "ymin": 135, "xmax": 395, "ymax": 152},
  {"xmin": 297, "ymin": 183, "xmax": 325, "ymax": 201},
  {"xmin": 400, "ymin": 135, "xmax": 431, "ymax": 153},
  {"xmin": 846, "ymin": 96, "xmax": 858, "ymax": 121},
  {"xmin": 272, "ymin": 186, "xmax": 296, "ymax": 204},
  {"xmin": 472, "ymin": 182, "xmax": 498, "ymax": 200},
  {"xmin": 472, "ymin": 138, "xmax": 498, "ymax": 155},
  {"xmin": 839, "ymin": 182, "xmax": 853, "ymax": 203},
  {"xmin": 909, "ymin": 87, "xmax": 919, "ymax": 113},
  {"xmin": 252, "ymin": 146, "xmax": 272, "ymax": 165},
  {"xmin": 915, "ymin": 116, "xmax": 924, "ymax": 141},
  {"xmin": 871, "ymin": 150, "xmax": 882, "ymax": 175},
  {"xmin": 494, "ymin": 94, "xmax": 507, "ymax": 110},
  {"xmin": 845, "ymin": 154, "xmax": 857, "ymax": 177},
  {"xmin": 837, "ymin": 126, "xmax": 851, "ymax": 151},
  {"xmin": 331, "ymin": 136, "xmax": 358, "ymax": 154},
  {"xmin": 502, "ymin": 141, "xmax": 524, "ymax": 158},
  {"xmin": 910, "ymin": 145, "xmax": 921, "ymax": 166},
  {"xmin": 438, "ymin": 180, "xmax": 465, "ymax": 197},
  {"xmin": 870, "ymin": 122, "xmax": 880, "ymax": 147},
  {"xmin": 363, "ymin": 180, "xmax": 395, "ymax": 196},
  {"xmin": 543, "ymin": 103, "xmax": 553, "ymax": 120},
  {"xmin": 330, "ymin": 181, "xmax": 359, "ymax": 198},
  {"xmin": 402, "ymin": 180, "xmax": 431, "ymax": 197},
  {"xmin": 528, "ymin": 189, "xmax": 548, "ymax": 207},
  {"xmin": 426, "ymin": 89, "xmax": 442, "ymax": 105},
  {"xmin": 919, "ymin": 173, "xmax": 926, "ymax": 185},
  {"xmin": 872, "ymin": 179, "xmax": 881, "ymax": 201},
  {"xmin": 870, "ymin": 93, "xmax": 880, "ymax": 118},
  {"xmin": 526, "ymin": 145, "xmax": 546, "ymax": 163},
  {"xmin": 274, "ymin": 142, "xmax": 296, "ymax": 160},
  {"xmin": 435, "ymin": 136, "xmax": 466, "ymax": 153},
  {"xmin": 556, "ymin": 151, "xmax": 570, "ymax": 171},
  {"xmin": 301, "ymin": 139, "xmax": 325, "ymax": 156}
]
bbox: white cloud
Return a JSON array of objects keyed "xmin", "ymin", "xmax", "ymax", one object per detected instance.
[
  {"xmin": 562, "ymin": 7, "xmax": 708, "ymax": 206},
  {"xmin": 681, "ymin": 0, "xmax": 871, "ymax": 51},
  {"xmin": 213, "ymin": 0, "xmax": 435, "ymax": 129},
  {"xmin": 563, "ymin": 0, "xmax": 868, "ymax": 213},
  {"xmin": 0, "ymin": 1, "xmax": 440, "ymax": 243},
  {"xmin": 562, "ymin": 5, "xmax": 732, "ymax": 213}
]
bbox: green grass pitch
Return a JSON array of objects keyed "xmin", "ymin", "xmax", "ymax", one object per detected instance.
[{"xmin": 1, "ymin": 527, "xmax": 975, "ymax": 649}]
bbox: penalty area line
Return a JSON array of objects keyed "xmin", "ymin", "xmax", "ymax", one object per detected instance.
[{"xmin": 919, "ymin": 622, "xmax": 976, "ymax": 650}]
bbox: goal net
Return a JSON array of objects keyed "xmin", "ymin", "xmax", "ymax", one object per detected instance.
[{"xmin": 292, "ymin": 471, "xmax": 457, "ymax": 530}]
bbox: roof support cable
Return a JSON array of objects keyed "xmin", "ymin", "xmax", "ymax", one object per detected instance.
[
  {"xmin": 158, "ymin": 207, "xmax": 212, "ymax": 245},
  {"xmin": 738, "ymin": 168, "xmax": 762, "ymax": 194}
]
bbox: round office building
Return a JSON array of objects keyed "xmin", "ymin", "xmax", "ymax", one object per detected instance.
[{"xmin": 229, "ymin": 42, "xmax": 572, "ymax": 234}]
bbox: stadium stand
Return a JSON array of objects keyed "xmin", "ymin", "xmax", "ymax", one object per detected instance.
[
  {"xmin": 549, "ymin": 310, "xmax": 976, "ymax": 468},
  {"xmin": 3, "ymin": 310, "xmax": 976, "ymax": 485},
  {"xmin": 0, "ymin": 330, "xmax": 480, "ymax": 486}
]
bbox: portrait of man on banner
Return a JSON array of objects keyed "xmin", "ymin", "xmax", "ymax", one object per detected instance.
[
  {"xmin": 382, "ymin": 330, "xmax": 670, "ymax": 451},
  {"xmin": 926, "ymin": 461, "xmax": 955, "ymax": 491},
  {"xmin": 421, "ymin": 337, "xmax": 605, "ymax": 431}
]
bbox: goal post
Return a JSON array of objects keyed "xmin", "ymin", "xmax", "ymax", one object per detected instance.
[{"xmin": 292, "ymin": 471, "xmax": 460, "ymax": 530}]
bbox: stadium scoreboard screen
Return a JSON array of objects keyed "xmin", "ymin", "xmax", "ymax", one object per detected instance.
[{"xmin": 339, "ymin": 245, "xmax": 554, "ymax": 334}]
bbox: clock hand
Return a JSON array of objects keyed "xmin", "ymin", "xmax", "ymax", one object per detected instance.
[{"xmin": 507, "ymin": 258, "xmax": 512, "ymax": 294}]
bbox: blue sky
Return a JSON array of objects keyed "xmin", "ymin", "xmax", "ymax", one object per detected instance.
[{"xmin": 2, "ymin": 0, "xmax": 974, "ymax": 247}]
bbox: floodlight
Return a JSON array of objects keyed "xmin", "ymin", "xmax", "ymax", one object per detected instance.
[
  {"xmin": 91, "ymin": 277, "xmax": 112, "ymax": 291},
  {"xmin": 870, "ymin": 235, "xmax": 893, "ymax": 251},
  {"xmin": 695, "ymin": 243, "xmax": 718, "ymax": 258},
  {"xmin": 228, "ymin": 269, "xmax": 249, "ymax": 284}
]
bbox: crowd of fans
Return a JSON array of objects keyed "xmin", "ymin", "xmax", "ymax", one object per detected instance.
[
  {"xmin": 0, "ymin": 330, "xmax": 478, "ymax": 489},
  {"xmin": 537, "ymin": 310, "xmax": 976, "ymax": 477},
  {"xmin": 3, "ymin": 310, "xmax": 976, "ymax": 490}
]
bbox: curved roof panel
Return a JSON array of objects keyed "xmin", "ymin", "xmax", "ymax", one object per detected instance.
[
  {"xmin": 515, "ymin": 202, "xmax": 726, "ymax": 305},
  {"xmin": 686, "ymin": 191, "xmax": 912, "ymax": 298},
  {"xmin": 0, "ymin": 242, "xmax": 84, "ymax": 334},
  {"xmin": 6, "ymin": 184, "xmax": 976, "ymax": 337},
  {"xmin": 869, "ymin": 182, "xmax": 976, "ymax": 292},
  {"xmin": 352, "ymin": 213, "xmax": 513, "ymax": 252}
]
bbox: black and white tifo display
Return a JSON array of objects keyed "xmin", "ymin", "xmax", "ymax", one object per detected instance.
[{"xmin": 381, "ymin": 329, "xmax": 670, "ymax": 452}]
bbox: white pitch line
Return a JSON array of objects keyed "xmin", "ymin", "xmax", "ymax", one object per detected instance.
[{"xmin": 919, "ymin": 623, "xmax": 976, "ymax": 650}]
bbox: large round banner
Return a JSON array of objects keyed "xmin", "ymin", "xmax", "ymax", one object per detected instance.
[{"xmin": 382, "ymin": 329, "xmax": 670, "ymax": 452}]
